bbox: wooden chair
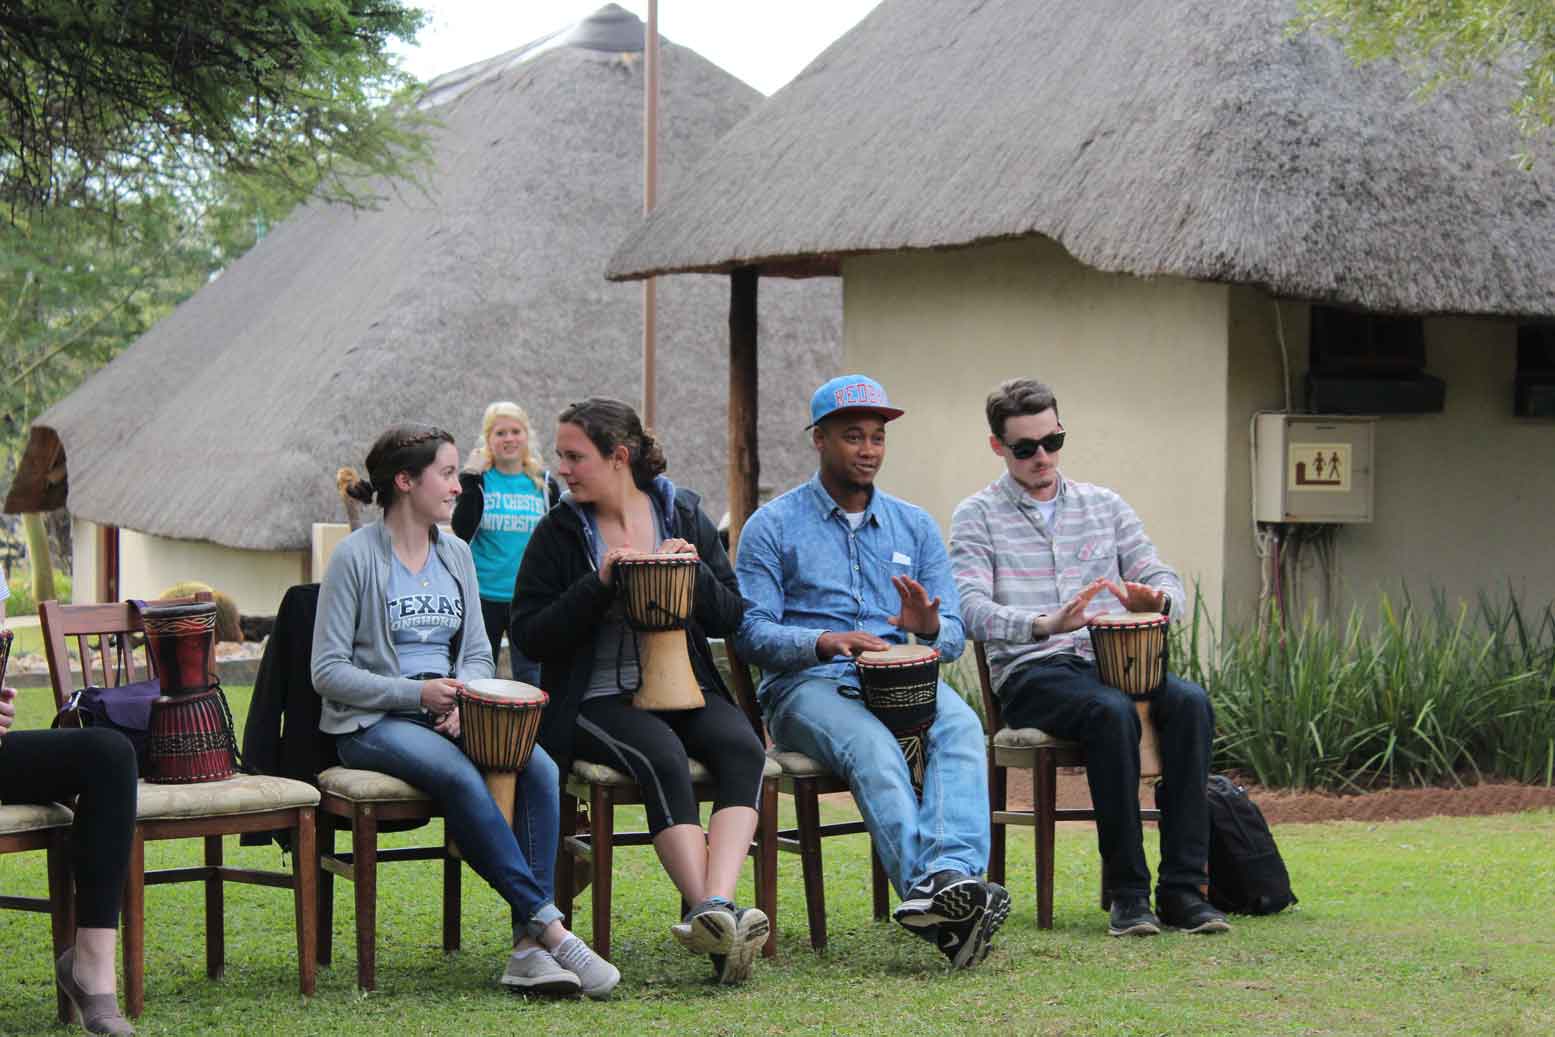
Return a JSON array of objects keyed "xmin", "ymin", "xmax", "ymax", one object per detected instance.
[
  {"xmin": 557, "ymin": 751, "xmax": 779, "ymax": 962},
  {"xmin": 39, "ymin": 597, "xmax": 319, "ymax": 1017},
  {"xmin": 972, "ymin": 642, "xmax": 1160, "ymax": 928},
  {"xmin": 314, "ymin": 770, "xmax": 461, "ymax": 990},
  {"xmin": 0, "ymin": 775, "xmax": 77, "ymax": 1023},
  {"xmin": 722, "ymin": 643, "xmax": 891, "ymax": 951}
]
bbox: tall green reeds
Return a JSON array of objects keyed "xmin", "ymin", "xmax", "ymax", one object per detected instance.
[{"xmin": 1174, "ymin": 588, "xmax": 1555, "ymax": 791}]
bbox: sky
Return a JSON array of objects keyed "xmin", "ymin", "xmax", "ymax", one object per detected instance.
[{"xmin": 390, "ymin": 0, "xmax": 884, "ymax": 96}]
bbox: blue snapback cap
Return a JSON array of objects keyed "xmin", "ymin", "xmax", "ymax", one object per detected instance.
[{"xmin": 807, "ymin": 374, "xmax": 905, "ymax": 428}]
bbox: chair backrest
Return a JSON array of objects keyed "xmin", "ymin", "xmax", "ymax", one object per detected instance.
[
  {"xmin": 719, "ymin": 640, "xmax": 769, "ymax": 746},
  {"xmin": 972, "ymin": 642, "xmax": 1005, "ymax": 734},
  {"xmin": 38, "ymin": 594, "xmax": 213, "ymax": 710}
]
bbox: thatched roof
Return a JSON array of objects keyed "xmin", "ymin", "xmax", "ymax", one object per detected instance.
[
  {"xmin": 607, "ymin": 0, "xmax": 1555, "ymax": 319},
  {"xmin": 5, "ymin": 5, "xmax": 840, "ymax": 548}
]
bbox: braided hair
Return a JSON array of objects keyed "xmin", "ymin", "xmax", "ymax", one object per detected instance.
[{"xmin": 344, "ymin": 424, "xmax": 456, "ymax": 514}]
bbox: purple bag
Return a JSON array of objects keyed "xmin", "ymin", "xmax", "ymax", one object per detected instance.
[{"xmin": 54, "ymin": 678, "xmax": 161, "ymax": 771}]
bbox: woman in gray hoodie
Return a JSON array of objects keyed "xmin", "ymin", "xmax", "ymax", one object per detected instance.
[{"xmin": 312, "ymin": 423, "xmax": 618, "ymax": 999}]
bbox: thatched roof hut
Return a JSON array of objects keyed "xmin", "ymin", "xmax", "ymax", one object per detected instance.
[
  {"xmin": 606, "ymin": 0, "xmax": 1555, "ymax": 319},
  {"xmin": 5, "ymin": 4, "xmax": 839, "ymax": 550}
]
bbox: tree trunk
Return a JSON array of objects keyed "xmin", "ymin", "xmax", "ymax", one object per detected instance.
[{"xmin": 22, "ymin": 511, "xmax": 54, "ymax": 607}]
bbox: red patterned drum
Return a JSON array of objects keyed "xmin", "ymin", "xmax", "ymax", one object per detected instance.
[
  {"xmin": 141, "ymin": 602, "xmax": 218, "ymax": 697},
  {"xmin": 146, "ymin": 688, "xmax": 237, "ymax": 784}
]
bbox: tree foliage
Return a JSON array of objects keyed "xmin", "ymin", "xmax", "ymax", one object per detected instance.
[
  {"xmin": 0, "ymin": 0, "xmax": 432, "ymax": 473},
  {"xmin": 1297, "ymin": 1, "xmax": 1555, "ymax": 162}
]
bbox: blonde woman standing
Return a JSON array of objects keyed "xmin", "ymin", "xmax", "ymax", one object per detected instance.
[{"xmin": 453, "ymin": 402, "xmax": 557, "ymax": 684}]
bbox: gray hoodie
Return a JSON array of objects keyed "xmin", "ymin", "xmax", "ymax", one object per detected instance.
[{"xmin": 311, "ymin": 522, "xmax": 494, "ymax": 735}]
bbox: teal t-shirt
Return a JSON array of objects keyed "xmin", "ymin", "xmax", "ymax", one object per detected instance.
[{"xmin": 471, "ymin": 469, "xmax": 546, "ymax": 601}]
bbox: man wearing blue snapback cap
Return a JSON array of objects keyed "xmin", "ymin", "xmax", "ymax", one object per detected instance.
[{"xmin": 733, "ymin": 375, "xmax": 1009, "ymax": 969}]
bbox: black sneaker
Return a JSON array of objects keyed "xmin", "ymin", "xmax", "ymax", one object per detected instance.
[
  {"xmin": 892, "ymin": 870, "xmax": 983, "ymax": 932},
  {"xmin": 1107, "ymin": 896, "xmax": 1161, "ymax": 937},
  {"xmin": 935, "ymin": 881, "xmax": 1011, "ymax": 969},
  {"xmin": 1156, "ymin": 890, "xmax": 1231, "ymax": 934}
]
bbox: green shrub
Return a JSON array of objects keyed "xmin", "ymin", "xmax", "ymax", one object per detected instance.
[
  {"xmin": 1177, "ymin": 588, "xmax": 1555, "ymax": 791},
  {"xmin": 4, "ymin": 568, "xmax": 73, "ymax": 616}
]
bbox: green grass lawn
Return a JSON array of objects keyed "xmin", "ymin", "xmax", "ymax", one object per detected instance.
[{"xmin": 3, "ymin": 688, "xmax": 1552, "ymax": 1036}]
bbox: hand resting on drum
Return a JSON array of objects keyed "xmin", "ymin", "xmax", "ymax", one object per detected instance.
[
  {"xmin": 420, "ymin": 676, "xmax": 463, "ymax": 715},
  {"xmin": 433, "ymin": 705, "xmax": 461, "ymax": 739},
  {"xmin": 816, "ymin": 630, "xmax": 891, "ymax": 661},
  {"xmin": 657, "ymin": 537, "xmax": 697, "ymax": 556},
  {"xmin": 1032, "ymin": 577, "xmax": 1119, "ymax": 639}
]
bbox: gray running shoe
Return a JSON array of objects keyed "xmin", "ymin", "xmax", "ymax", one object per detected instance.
[
  {"xmin": 551, "ymin": 935, "xmax": 621, "ymax": 1000},
  {"xmin": 710, "ymin": 906, "xmax": 770, "ymax": 985},
  {"xmin": 671, "ymin": 897, "xmax": 738, "ymax": 955},
  {"xmin": 499, "ymin": 948, "xmax": 582, "ymax": 996}
]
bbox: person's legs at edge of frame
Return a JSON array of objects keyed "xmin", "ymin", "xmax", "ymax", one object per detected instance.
[{"xmin": 337, "ymin": 714, "xmax": 620, "ymax": 997}]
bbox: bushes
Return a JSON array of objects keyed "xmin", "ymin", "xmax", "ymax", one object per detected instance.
[
  {"xmin": 1177, "ymin": 590, "xmax": 1555, "ymax": 791},
  {"xmin": 3, "ymin": 568, "xmax": 74, "ymax": 616}
]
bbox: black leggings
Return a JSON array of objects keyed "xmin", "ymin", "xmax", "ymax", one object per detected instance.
[
  {"xmin": 574, "ymin": 693, "xmax": 766, "ymax": 835},
  {"xmin": 0, "ymin": 727, "xmax": 138, "ymax": 928}
]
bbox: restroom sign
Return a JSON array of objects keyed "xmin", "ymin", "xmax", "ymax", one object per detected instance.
[{"xmin": 1289, "ymin": 443, "xmax": 1351, "ymax": 492}]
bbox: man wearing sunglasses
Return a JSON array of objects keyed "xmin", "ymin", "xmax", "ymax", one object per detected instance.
[
  {"xmin": 733, "ymin": 374, "xmax": 1009, "ymax": 969},
  {"xmin": 949, "ymin": 378, "xmax": 1229, "ymax": 938}
]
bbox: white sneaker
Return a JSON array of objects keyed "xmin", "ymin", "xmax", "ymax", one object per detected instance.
[
  {"xmin": 671, "ymin": 898, "xmax": 738, "ymax": 955},
  {"xmin": 551, "ymin": 935, "xmax": 621, "ymax": 1000},
  {"xmin": 711, "ymin": 906, "xmax": 769, "ymax": 985},
  {"xmin": 499, "ymin": 948, "xmax": 581, "ymax": 996}
]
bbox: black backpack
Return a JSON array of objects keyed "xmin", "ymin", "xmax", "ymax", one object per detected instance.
[{"xmin": 1203, "ymin": 774, "xmax": 1298, "ymax": 915}]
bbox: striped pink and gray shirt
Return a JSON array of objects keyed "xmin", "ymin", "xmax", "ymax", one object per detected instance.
[{"xmin": 950, "ymin": 471, "xmax": 1185, "ymax": 696}]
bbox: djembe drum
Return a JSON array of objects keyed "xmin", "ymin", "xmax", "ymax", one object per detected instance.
[
  {"xmin": 142, "ymin": 602, "xmax": 237, "ymax": 784},
  {"xmin": 855, "ymin": 645, "xmax": 941, "ymax": 796},
  {"xmin": 1087, "ymin": 611, "xmax": 1169, "ymax": 778},
  {"xmin": 615, "ymin": 553, "xmax": 704, "ymax": 710},
  {"xmin": 450, "ymin": 679, "xmax": 548, "ymax": 858}
]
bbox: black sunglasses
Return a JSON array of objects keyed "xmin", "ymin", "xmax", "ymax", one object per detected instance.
[{"xmin": 1003, "ymin": 428, "xmax": 1066, "ymax": 459}]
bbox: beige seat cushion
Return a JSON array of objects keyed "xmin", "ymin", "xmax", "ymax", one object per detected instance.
[
  {"xmin": 767, "ymin": 749, "xmax": 835, "ymax": 778},
  {"xmin": 317, "ymin": 767, "xmax": 432, "ymax": 803},
  {"xmin": 570, "ymin": 756, "xmax": 782, "ymax": 787},
  {"xmin": 0, "ymin": 801, "xmax": 74, "ymax": 836},
  {"xmin": 993, "ymin": 727, "xmax": 1079, "ymax": 750},
  {"xmin": 136, "ymin": 775, "xmax": 319, "ymax": 821}
]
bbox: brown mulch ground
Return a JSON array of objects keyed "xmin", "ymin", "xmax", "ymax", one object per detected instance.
[{"xmin": 1004, "ymin": 769, "xmax": 1555, "ymax": 825}]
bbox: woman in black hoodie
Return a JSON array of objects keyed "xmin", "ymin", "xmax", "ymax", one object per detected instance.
[{"xmin": 511, "ymin": 398, "xmax": 769, "ymax": 985}]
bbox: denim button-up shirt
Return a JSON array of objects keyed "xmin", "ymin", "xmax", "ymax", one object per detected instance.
[{"xmin": 733, "ymin": 474, "xmax": 964, "ymax": 699}]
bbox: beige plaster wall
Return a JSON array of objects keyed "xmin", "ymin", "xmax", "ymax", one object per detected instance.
[
  {"xmin": 71, "ymin": 517, "xmax": 100, "ymax": 603},
  {"xmin": 1225, "ymin": 292, "xmax": 1555, "ymax": 623},
  {"xmin": 116, "ymin": 527, "xmax": 306, "ymax": 615},
  {"xmin": 841, "ymin": 237, "xmax": 1232, "ymax": 609}
]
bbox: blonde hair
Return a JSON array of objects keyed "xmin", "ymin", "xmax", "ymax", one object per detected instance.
[{"xmin": 469, "ymin": 401, "xmax": 544, "ymax": 480}]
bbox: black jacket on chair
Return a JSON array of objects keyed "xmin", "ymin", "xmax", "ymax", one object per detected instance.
[
  {"xmin": 241, "ymin": 583, "xmax": 337, "ymax": 847},
  {"xmin": 510, "ymin": 484, "xmax": 745, "ymax": 778}
]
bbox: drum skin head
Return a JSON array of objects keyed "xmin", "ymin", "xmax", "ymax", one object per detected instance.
[
  {"xmin": 1089, "ymin": 611, "xmax": 1168, "ymax": 628},
  {"xmin": 857, "ymin": 644, "xmax": 940, "ymax": 666},
  {"xmin": 464, "ymin": 679, "xmax": 548, "ymax": 705},
  {"xmin": 617, "ymin": 552, "xmax": 699, "ymax": 567}
]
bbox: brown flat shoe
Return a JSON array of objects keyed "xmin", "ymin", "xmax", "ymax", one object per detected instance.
[{"xmin": 55, "ymin": 947, "xmax": 135, "ymax": 1036}]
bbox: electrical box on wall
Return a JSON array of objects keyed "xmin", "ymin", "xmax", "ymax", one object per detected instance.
[{"xmin": 1254, "ymin": 414, "xmax": 1375, "ymax": 523}]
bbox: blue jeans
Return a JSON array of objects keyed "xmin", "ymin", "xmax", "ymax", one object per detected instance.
[
  {"xmin": 764, "ymin": 677, "xmax": 990, "ymax": 896},
  {"xmin": 336, "ymin": 713, "xmax": 563, "ymax": 937}
]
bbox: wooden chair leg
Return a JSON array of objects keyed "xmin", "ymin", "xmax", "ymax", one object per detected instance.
[
  {"xmin": 443, "ymin": 851, "xmax": 461, "ymax": 953},
  {"xmin": 556, "ymin": 792, "xmax": 578, "ymax": 929},
  {"xmin": 204, "ymin": 834, "xmax": 224, "ymax": 979},
  {"xmin": 352, "ymin": 805, "xmax": 379, "ymax": 991},
  {"xmin": 293, "ymin": 808, "xmax": 317, "ymax": 997},
  {"xmin": 317, "ymin": 815, "xmax": 335, "ymax": 967},
  {"xmin": 123, "ymin": 831, "xmax": 146, "ymax": 1018},
  {"xmin": 588, "ymin": 784, "xmax": 614, "ymax": 962},
  {"xmin": 791, "ymin": 778, "xmax": 828, "ymax": 950},
  {"xmin": 1034, "ymin": 753, "xmax": 1057, "ymax": 930},
  {"xmin": 988, "ymin": 757, "xmax": 1008, "ymax": 886},
  {"xmin": 870, "ymin": 844, "xmax": 889, "ymax": 920},
  {"xmin": 46, "ymin": 832, "xmax": 75, "ymax": 1024},
  {"xmin": 757, "ymin": 776, "xmax": 779, "ymax": 958}
]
